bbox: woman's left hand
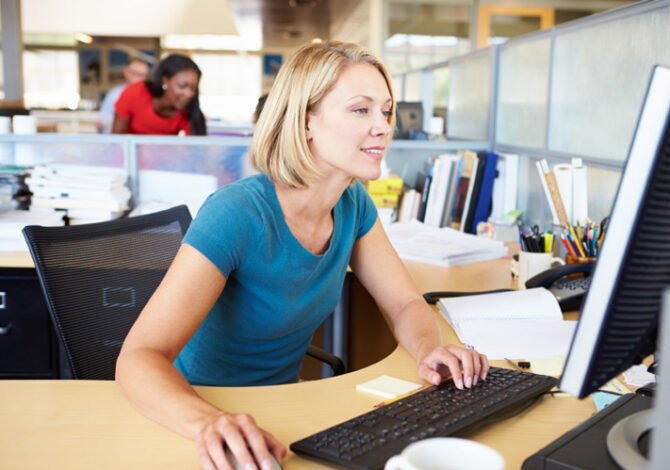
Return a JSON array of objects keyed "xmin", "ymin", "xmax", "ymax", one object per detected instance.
[{"xmin": 417, "ymin": 345, "xmax": 489, "ymax": 389}]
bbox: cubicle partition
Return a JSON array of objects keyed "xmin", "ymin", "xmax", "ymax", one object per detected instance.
[
  {"xmin": 0, "ymin": 134, "xmax": 253, "ymax": 216},
  {"xmin": 392, "ymin": 0, "xmax": 670, "ymax": 228}
]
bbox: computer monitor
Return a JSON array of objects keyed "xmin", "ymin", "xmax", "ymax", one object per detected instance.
[
  {"xmin": 558, "ymin": 65, "xmax": 670, "ymax": 468},
  {"xmin": 394, "ymin": 102, "xmax": 424, "ymax": 139}
]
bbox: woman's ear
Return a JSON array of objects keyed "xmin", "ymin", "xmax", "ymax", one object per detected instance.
[{"xmin": 305, "ymin": 115, "xmax": 313, "ymax": 142}]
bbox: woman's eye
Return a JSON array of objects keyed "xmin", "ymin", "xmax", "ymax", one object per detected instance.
[
  {"xmin": 354, "ymin": 108, "xmax": 368, "ymax": 115},
  {"xmin": 382, "ymin": 110, "xmax": 392, "ymax": 118}
]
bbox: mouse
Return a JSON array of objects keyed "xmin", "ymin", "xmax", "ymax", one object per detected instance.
[{"xmin": 224, "ymin": 446, "xmax": 282, "ymax": 470}]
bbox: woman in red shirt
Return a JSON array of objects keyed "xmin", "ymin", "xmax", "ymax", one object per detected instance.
[{"xmin": 113, "ymin": 54, "xmax": 207, "ymax": 136}]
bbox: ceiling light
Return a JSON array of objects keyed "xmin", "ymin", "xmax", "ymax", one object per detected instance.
[{"xmin": 74, "ymin": 32, "xmax": 93, "ymax": 44}]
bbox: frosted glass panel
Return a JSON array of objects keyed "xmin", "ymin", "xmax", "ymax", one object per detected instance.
[
  {"xmin": 0, "ymin": 141, "xmax": 125, "ymax": 168},
  {"xmin": 517, "ymin": 156, "xmax": 620, "ymax": 229},
  {"xmin": 404, "ymin": 71, "xmax": 422, "ymax": 102},
  {"xmin": 447, "ymin": 53, "xmax": 491, "ymax": 141},
  {"xmin": 549, "ymin": 6, "xmax": 670, "ymax": 161},
  {"xmin": 496, "ymin": 38, "xmax": 550, "ymax": 148}
]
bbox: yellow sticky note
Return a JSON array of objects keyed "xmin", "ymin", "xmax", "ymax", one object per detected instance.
[{"xmin": 356, "ymin": 375, "xmax": 422, "ymax": 399}]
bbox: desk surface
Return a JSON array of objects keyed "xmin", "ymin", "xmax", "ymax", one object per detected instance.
[
  {"xmin": 0, "ymin": 250, "xmax": 34, "ymax": 268},
  {"xmin": 0, "ymin": 257, "xmax": 598, "ymax": 470}
]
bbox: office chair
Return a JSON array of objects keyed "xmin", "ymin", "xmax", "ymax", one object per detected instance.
[{"xmin": 22, "ymin": 205, "xmax": 344, "ymax": 380}]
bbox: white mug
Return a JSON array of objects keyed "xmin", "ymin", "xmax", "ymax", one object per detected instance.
[
  {"xmin": 384, "ymin": 437, "xmax": 505, "ymax": 470},
  {"xmin": 518, "ymin": 251, "xmax": 564, "ymax": 287}
]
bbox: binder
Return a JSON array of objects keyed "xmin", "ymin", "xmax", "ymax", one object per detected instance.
[{"xmin": 470, "ymin": 152, "xmax": 499, "ymax": 233}]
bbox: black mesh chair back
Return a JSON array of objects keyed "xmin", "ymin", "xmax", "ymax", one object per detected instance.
[{"xmin": 22, "ymin": 205, "xmax": 191, "ymax": 380}]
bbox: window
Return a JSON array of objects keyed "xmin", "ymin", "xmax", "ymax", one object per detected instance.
[
  {"xmin": 23, "ymin": 49, "xmax": 79, "ymax": 109},
  {"xmin": 190, "ymin": 53, "xmax": 262, "ymax": 122}
]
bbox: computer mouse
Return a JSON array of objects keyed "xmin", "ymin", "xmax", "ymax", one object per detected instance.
[{"xmin": 224, "ymin": 446, "xmax": 282, "ymax": 470}]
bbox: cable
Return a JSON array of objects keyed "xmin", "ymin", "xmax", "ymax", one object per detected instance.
[{"xmin": 423, "ymin": 289, "xmax": 513, "ymax": 305}]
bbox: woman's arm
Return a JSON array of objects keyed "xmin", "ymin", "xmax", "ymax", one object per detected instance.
[
  {"xmin": 116, "ymin": 244, "xmax": 285, "ymax": 470},
  {"xmin": 111, "ymin": 114, "xmax": 129, "ymax": 134},
  {"xmin": 349, "ymin": 219, "xmax": 489, "ymax": 389}
]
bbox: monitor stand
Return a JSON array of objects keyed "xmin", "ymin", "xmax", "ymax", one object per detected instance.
[{"xmin": 606, "ymin": 408, "xmax": 653, "ymax": 469}]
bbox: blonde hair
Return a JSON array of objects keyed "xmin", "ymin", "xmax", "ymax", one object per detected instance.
[{"xmin": 249, "ymin": 41, "xmax": 395, "ymax": 188}]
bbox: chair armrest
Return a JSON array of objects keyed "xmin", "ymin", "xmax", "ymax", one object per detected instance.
[{"xmin": 305, "ymin": 345, "xmax": 346, "ymax": 376}]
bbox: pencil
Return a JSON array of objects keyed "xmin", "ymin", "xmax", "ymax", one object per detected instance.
[{"xmin": 504, "ymin": 358, "xmax": 524, "ymax": 372}]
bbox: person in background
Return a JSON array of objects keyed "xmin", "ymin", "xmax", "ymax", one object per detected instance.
[
  {"xmin": 96, "ymin": 58, "xmax": 149, "ymax": 133},
  {"xmin": 112, "ymin": 54, "xmax": 207, "ymax": 136},
  {"xmin": 116, "ymin": 41, "xmax": 488, "ymax": 470}
]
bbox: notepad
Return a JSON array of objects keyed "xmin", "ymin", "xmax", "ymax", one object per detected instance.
[
  {"xmin": 437, "ymin": 288, "xmax": 573, "ymax": 360},
  {"xmin": 356, "ymin": 375, "xmax": 422, "ymax": 399}
]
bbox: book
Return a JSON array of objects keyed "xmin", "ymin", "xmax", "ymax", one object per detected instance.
[
  {"xmin": 437, "ymin": 288, "xmax": 575, "ymax": 359},
  {"xmin": 469, "ymin": 152, "xmax": 499, "ymax": 233},
  {"xmin": 462, "ymin": 152, "xmax": 488, "ymax": 234},
  {"xmin": 415, "ymin": 170, "xmax": 432, "ymax": 222},
  {"xmin": 397, "ymin": 188, "xmax": 419, "ymax": 223},
  {"xmin": 423, "ymin": 154, "xmax": 458, "ymax": 227},
  {"xmin": 441, "ymin": 156, "xmax": 463, "ymax": 227},
  {"xmin": 450, "ymin": 151, "xmax": 477, "ymax": 231},
  {"xmin": 31, "ymin": 196, "xmax": 129, "ymax": 212}
]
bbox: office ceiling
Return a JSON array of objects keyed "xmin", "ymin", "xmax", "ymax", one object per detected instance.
[{"xmin": 227, "ymin": 0, "xmax": 338, "ymax": 48}]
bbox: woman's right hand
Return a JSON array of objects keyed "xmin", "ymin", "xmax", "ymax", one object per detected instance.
[{"xmin": 195, "ymin": 411, "xmax": 286, "ymax": 470}]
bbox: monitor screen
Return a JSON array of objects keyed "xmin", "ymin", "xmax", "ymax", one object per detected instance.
[
  {"xmin": 559, "ymin": 65, "xmax": 670, "ymax": 399},
  {"xmin": 395, "ymin": 102, "xmax": 424, "ymax": 139}
]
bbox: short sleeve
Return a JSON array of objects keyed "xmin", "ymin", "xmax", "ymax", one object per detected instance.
[
  {"xmin": 182, "ymin": 186, "xmax": 256, "ymax": 278},
  {"xmin": 352, "ymin": 180, "xmax": 378, "ymax": 239},
  {"xmin": 114, "ymin": 85, "xmax": 134, "ymax": 119}
]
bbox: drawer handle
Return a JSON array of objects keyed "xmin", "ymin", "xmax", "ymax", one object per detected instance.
[{"xmin": 0, "ymin": 323, "xmax": 12, "ymax": 335}]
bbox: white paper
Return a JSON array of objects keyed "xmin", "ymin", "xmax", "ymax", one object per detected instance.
[
  {"xmin": 572, "ymin": 164, "xmax": 588, "ymax": 224},
  {"xmin": 386, "ymin": 220, "xmax": 508, "ymax": 267},
  {"xmin": 456, "ymin": 320, "xmax": 577, "ymax": 359},
  {"xmin": 622, "ymin": 364, "xmax": 656, "ymax": 387},
  {"xmin": 438, "ymin": 288, "xmax": 563, "ymax": 326}
]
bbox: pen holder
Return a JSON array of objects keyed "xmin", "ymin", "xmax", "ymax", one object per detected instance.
[
  {"xmin": 565, "ymin": 254, "xmax": 596, "ymax": 278},
  {"xmin": 518, "ymin": 252, "xmax": 565, "ymax": 287}
]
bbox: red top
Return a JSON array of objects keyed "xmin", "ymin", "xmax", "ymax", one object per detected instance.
[{"xmin": 115, "ymin": 82, "xmax": 190, "ymax": 135}]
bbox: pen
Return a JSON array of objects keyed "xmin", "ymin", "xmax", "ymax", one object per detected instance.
[{"xmin": 504, "ymin": 357, "xmax": 524, "ymax": 372}]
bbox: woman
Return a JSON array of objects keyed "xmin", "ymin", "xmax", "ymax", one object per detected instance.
[
  {"xmin": 116, "ymin": 41, "xmax": 488, "ymax": 470},
  {"xmin": 112, "ymin": 54, "xmax": 207, "ymax": 136}
]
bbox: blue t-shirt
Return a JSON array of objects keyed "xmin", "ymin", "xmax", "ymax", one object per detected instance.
[{"xmin": 175, "ymin": 174, "xmax": 377, "ymax": 386}]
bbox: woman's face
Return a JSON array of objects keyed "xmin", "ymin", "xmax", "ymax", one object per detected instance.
[
  {"xmin": 306, "ymin": 62, "xmax": 393, "ymax": 182},
  {"xmin": 162, "ymin": 69, "xmax": 199, "ymax": 110}
]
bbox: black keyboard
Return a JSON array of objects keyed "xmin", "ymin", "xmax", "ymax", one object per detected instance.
[{"xmin": 291, "ymin": 367, "xmax": 557, "ymax": 470}]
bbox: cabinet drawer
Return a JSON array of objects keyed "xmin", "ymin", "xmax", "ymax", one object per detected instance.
[{"xmin": 0, "ymin": 268, "xmax": 58, "ymax": 377}]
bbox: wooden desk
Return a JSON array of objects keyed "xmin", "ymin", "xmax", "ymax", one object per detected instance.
[
  {"xmin": 0, "ymin": 257, "xmax": 598, "ymax": 469},
  {"xmin": 0, "ymin": 250, "xmax": 34, "ymax": 268}
]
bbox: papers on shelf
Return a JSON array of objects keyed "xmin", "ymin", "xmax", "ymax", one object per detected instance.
[
  {"xmin": 385, "ymin": 220, "xmax": 508, "ymax": 267},
  {"xmin": 26, "ymin": 164, "xmax": 131, "ymax": 223},
  {"xmin": 437, "ymin": 288, "xmax": 575, "ymax": 359}
]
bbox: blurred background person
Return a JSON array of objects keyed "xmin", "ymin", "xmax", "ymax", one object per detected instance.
[
  {"xmin": 96, "ymin": 58, "xmax": 149, "ymax": 133},
  {"xmin": 112, "ymin": 54, "xmax": 206, "ymax": 136}
]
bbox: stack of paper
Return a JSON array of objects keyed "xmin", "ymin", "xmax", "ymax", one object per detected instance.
[
  {"xmin": 26, "ymin": 164, "xmax": 130, "ymax": 223},
  {"xmin": 437, "ymin": 288, "xmax": 577, "ymax": 359},
  {"xmin": 385, "ymin": 220, "xmax": 508, "ymax": 266}
]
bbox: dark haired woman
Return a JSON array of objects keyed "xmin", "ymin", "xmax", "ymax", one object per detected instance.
[{"xmin": 112, "ymin": 54, "xmax": 207, "ymax": 136}]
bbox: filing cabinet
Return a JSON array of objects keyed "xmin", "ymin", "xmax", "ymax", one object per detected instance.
[{"xmin": 0, "ymin": 267, "xmax": 60, "ymax": 378}]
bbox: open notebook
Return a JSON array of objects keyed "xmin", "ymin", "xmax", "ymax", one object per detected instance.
[{"xmin": 437, "ymin": 288, "xmax": 577, "ymax": 359}]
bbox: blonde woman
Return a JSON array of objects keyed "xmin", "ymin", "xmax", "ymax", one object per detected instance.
[{"xmin": 116, "ymin": 41, "xmax": 489, "ymax": 470}]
